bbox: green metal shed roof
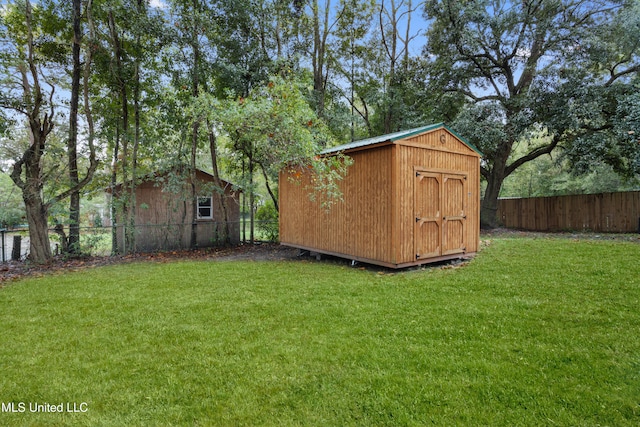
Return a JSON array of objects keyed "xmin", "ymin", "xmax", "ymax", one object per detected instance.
[{"xmin": 321, "ymin": 123, "xmax": 482, "ymax": 156}]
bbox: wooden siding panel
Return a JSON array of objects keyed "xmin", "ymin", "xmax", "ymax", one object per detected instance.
[
  {"xmin": 114, "ymin": 174, "xmax": 240, "ymax": 251},
  {"xmin": 279, "ymin": 146, "xmax": 395, "ymax": 264},
  {"xmin": 401, "ymin": 128, "xmax": 480, "ymax": 157}
]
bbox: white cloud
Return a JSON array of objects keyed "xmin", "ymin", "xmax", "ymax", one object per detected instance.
[
  {"xmin": 149, "ymin": 0, "xmax": 167, "ymax": 9},
  {"xmin": 516, "ymin": 47, "xmax": 531, "ymax": 59}
]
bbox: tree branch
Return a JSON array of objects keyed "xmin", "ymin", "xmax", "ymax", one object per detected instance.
[
  {"xmin": 49, "ymin": 160, "xmax": 99, "ymax": 207},
  {"xmin": 505, "ymin": 134, "xmax": 560, "ymax": 177},
  {"xmin": 455, "ymin": 88, "xmax": 503, "ymax": 103},
  {"xmin": 258, "ymin": 161, "xmax": 278, "ymax": 212},
  {"xmin": 379, "ymin": 2, "xmax": 393, "ymax": 62},
  {"xmin": 605, "ymin": 63, "xmax": 640, "ymax": 87},
  {"xmin": 480, "ymin": 165, "xmax": 490, "ymax": 180}
]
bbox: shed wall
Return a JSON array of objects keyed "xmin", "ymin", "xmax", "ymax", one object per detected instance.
[
  {"xmin": 115, "ymin": 178, "xmax": 240, "ymax": 252},
  {"xmin": 396, "ymin": 140, "xmax": 481, "ymax": 263},
  {"xmin": 279, "ymin": 146, "xmax": 395, "ymax": 264}
]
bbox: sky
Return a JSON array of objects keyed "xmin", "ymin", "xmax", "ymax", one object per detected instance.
[
  {"xmin": 144, "ymin": 0, "xmax": 428, "ymax": 56},
  {"xmin": 149, "ymin": 0, "xmax": 166, "ymax": 9}
]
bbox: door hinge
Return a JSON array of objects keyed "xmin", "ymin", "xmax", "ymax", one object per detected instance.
[{"xmin": 415, "ymin": 217, "xmax": 420, "ymax": 223}]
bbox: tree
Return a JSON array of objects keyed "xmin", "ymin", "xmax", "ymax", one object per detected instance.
[
  {"xmin": 218, "ymin": 76, "xmax": 351, "ymax": 241},
  {"xmin": 166, "ymin": 0, "xmax": 220, "ymax": 249},
  {"xmin": 90, "ymin": 0, "xmax": 164, "ymax": 254},
  {"xmin": 330, "ymin": 0, "xmax": 428, "ymax": 139},
  {"xmin": 332, "ymin": 0, "xmax": 376, "ymax": 139},
  {"xmin": 375, "ymin": 0, "xmax": 423, "ymax": 133},
  {"xmin": 22, "ymin": 0, "xmax": 99, "ymax": 257},
  {"xmin": 1, "ymin": 0, "xmax": 60, "ymax": 262},
  {"xmin": 310, "ymin": 0, "xmax": 334, "ymax": 117},
  {"xmin": 423, "ymin": 0, "xmax": 640, "ymax": 228},
  {"xmin": 62, "ymin": 0, "xmax": 99, "ymax": 255},
  {"xmin": 550, "ymin": 2, "xmax": 640, "ymax": 180},
  {"xmin": 175, "ymin": 0, "xmax": 311, "ymax": 244}
]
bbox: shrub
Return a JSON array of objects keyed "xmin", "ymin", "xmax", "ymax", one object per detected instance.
[{"xmin": 255, "ymin": 202, "xmax": 279, "ymax": 242}]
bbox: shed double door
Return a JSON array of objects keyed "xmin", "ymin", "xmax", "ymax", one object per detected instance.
[{"xmin": 414, "ymin": 170, "xmax": 467, "ymax": 260}]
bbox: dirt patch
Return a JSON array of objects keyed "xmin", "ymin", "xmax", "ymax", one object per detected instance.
[
  {"xmin": 0, "ymin": 243, "xmax": 300, "ymax": 285},
  {"xmin": 2, "ymin": 231, "xmax": 639, "ymax": 284},
  {"xmin": 481, "ymin": 228, "xmax": 640, "ymax": 242}
]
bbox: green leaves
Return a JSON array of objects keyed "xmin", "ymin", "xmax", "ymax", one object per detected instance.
[
  {"xmin": 220, "ymin": 76, "xmax": 334, "ymax": 171},
  {"xmin": 305, "ymin": 152, "xmax": 353, "ymax": 211},
  {"xmin": 0, "ymin": 172, "xmax": 24, "ymax": 228},
  {"xmin": 424, "ymin": 0, "xmax": 639, "ymax": 226},
  {"xmin": 216, "ymin": 75, "xmax": 352, "ymax": 209}
]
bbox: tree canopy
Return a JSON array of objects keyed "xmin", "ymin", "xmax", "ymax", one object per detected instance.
[
  {"xmin": 0, "ymin": 0, "xmax": 638, "ymax": 261},
  {"xmin": 423, "ymin": 0, "xmax": 640, "ymax": 227}
]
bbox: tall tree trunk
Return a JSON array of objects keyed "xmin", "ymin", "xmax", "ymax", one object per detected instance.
[
  {"xmin": 66, "ymin": 0, "xmax": 82, "ymax": 255},
  {"xmin": 111, "ymin": 127, "xmax": 120, "ymax": 255},
  {"xmin": 259, "ymin": 163, "xmax": 278, "ymax": 212},
  {"xmin": 189, "ymin": 0, "xmax": 201, "ymax": 250},
  {"xmin": 312, "ymin": 0, "xmax": 331, "ymax": 117},
  {"xmin": 108, "ymin": 10, "xmax": 131, "ymax": 253},
  {"xmin": 379, "ymin": 0, "xmax": 398, "ymax": 134},
  {"xmin": 241, "ymin": 159, "xmax": 246, "ymax": 242},
  {"xmin": 481, "ymin": 169, "xmax": 506, "ymax": 229},
  {"xmin": 9, "ymin": 0, "xmax": 55, "ymax": 263},
  {"xmin": 248, "ymin": 150, "xmax": 255, "ymax": 244},
  {"xmin": 129, "ymin": 0, "xmax": 145, "ymax": 254},
  {"xmin": 208, "ymin": 122, "xmax": 231, "ymax": 245},
  {"xmin": 402, "ymin": 0, "xmax": 411, "ymax": 70},
  {"xmin": 84, "ymin": 0, "xmax": 97, "ymax": 227},
  {"xmin": 190, "ymin": 121, "xmax": 199, "ymax": 249}
]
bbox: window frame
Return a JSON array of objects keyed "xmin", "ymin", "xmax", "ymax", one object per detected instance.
[{"xmin": 197, "ymin": 196, "xmax": 213, "ymax": 220}]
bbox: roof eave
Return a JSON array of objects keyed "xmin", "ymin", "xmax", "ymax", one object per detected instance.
[{"xmin": 321, "ymin": 123, "xmax": 483, "ymax": 157}]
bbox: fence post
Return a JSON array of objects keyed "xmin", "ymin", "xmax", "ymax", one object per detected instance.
[
  {"xmin": 11, "ymin": 235, "xmax": 21, "ymax": 261},
  {"xmin": 1, "ymin": 229, "xmax": 5, "ymax": 263}
]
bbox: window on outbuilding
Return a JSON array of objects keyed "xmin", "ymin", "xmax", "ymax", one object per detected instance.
[{"xmin": 197, "ymin": 196, "xmax": 213, "ymax": 219}]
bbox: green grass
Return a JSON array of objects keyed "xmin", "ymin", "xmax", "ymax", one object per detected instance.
[{"xmin": 1, "ymin": 237, "xmax": 639, "ymax": 426}]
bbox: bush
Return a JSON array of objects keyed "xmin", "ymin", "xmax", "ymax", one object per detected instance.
[
  {"xmin": 255, "ymin": 202, "xmax": 279, "ymax": 242},
  {"xmin": 0, "ymin": 206, "xmax": 24, "ymax": 229}
]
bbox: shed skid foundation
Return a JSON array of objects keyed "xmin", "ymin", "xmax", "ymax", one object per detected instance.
[{"xmin": 284, "ymin": 242, "xmax": 475, "ymax": 269}]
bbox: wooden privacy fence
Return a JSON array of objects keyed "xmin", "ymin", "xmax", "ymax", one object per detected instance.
[{"xmin": 497, "ymin": 191, "xmax": 640, "ymax": 233}]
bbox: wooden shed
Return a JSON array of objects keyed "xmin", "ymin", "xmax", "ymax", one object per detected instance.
[
  {"xmin": 279, "ymin": 123, "xmax": 482, "ymax": 268},
  {"xmin": 110, "ymin": 169, "xmax": 241, "ymax": 252}
]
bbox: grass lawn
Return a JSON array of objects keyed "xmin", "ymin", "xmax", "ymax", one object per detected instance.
[{"xmin": 1, "ymin": 237, "xmax": 639, "ymax": 426}]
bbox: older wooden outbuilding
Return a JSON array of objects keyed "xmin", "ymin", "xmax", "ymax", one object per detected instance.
[
  {"xmin": 279, "ymin": 123, "xmax": 482, "ymax": 268},
  {"xmin": 110, "ymin": 169, "xmax": 241, "ymax": 252}
]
